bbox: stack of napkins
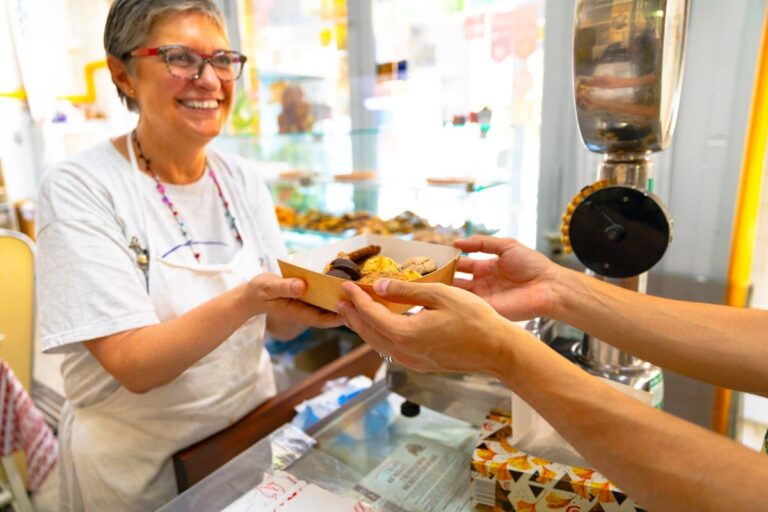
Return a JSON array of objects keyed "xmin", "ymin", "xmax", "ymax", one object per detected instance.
[{"xmin": 222, "ymin": 471, "xmax": 372, "ymax": 512}]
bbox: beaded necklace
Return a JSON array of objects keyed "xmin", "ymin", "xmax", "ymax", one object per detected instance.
[{"xmin": 132, "ymin": 130, "xmax": 242, "ymax": 263}]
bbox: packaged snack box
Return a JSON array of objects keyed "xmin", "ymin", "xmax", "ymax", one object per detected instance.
[
  {"xmin": 471, "ymin": 410, "xmax": 644, "ymax": 511},
  {"xmin": 278, "ymin": 233, "xmax": 460, "ymax": 313}
]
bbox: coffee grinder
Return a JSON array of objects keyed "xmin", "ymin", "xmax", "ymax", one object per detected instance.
[{"xmin": 559, "ymin": 0, "xmax": 690, "ymax": 405}]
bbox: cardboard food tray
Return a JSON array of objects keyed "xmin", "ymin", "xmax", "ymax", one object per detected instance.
[{"xmin": 278, "ymin": 234, "xmax": 460, "ymax": 313}]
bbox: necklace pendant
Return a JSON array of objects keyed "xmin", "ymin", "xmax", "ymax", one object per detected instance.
[{"xmin": 129, "ymin": 236, "xmax": 149, "ymax": 271}]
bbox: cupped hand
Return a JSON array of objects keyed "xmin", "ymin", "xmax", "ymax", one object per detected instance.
[
  {"xmin": 453, "ymin": 236, "xmax": 560, "ymax": 320},
  {"xmin": 336, "ymin": 278, "xmax": 511, "ymax": 374},
  {"xmin": 248, "ymin": 274, "xmax": 343, "ymax": 338}
]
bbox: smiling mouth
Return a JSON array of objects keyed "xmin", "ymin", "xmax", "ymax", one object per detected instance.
[{"xmin": 178, "ymin": 99, "xmax": 221, "ymax": 110}]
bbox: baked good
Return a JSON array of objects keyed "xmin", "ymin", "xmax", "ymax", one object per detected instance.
[
  {"xmin": 360, "ymin": 255, "xmax": 399, "ymax": 276},
  {"xmin": 359, "ymin": 270, "xmax": 408, "ymax": 285},
  {"xmin": 326, "ymin": 268, "xmax": 354, "ymax": 280},
  {"xmin": 329, "ymin": 258, "xmax": 361, "ymax": 280},
  {"xmin": 343, "ymin": 244, "xmax": 381, "ymax": 263},
  {"xmin": 399, "ymin": 256, "xmax": 437, "ymax": 275}
]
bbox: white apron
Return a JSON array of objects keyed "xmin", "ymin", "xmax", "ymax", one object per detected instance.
[{"xmin": 57, "ymin": 136, "xmax": 277, "ymax": 511}]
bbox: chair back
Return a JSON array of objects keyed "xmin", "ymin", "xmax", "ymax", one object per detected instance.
[{"xmin": 0, "ymin": 229, "xmax": 35, "ymax": 391}]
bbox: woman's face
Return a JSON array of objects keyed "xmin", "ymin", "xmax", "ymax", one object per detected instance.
[{"xmin": 131, "ymin": 11, "xmax": 234, "ymax": 144}]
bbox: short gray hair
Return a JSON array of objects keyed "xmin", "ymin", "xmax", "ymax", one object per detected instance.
[{"xmin": 104, "ymin": 0, "xmax": 227, "ymax": 112}]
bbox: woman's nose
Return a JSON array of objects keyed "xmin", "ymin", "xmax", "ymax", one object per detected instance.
[{"xmin": 193, "ymin": 61, "xmax": 221, "ymax": 89}]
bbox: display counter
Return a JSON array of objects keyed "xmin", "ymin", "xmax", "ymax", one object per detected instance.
[{"xmin": 159, "ymin": 379, "xmax": 482, "ymax": 512}]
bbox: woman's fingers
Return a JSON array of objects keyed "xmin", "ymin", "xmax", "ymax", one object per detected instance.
[
  {"xmin": 257, "ymin": 275, "xmax": 306, "ymax": 300},
  {"xmin": 274, "ymin": 299, "xmax": 343, "ymax": 328},
  {"xmin": 304, "ymin": 308, "xmax": 344, "ymax": 328},
  {"xmin": 336, "ymin": 300, "xmax": 396, "ymax": 353}
]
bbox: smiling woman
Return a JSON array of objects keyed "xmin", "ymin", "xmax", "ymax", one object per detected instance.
[{"xmin": 34, "ymin": 1, "xmax": 343, "ymax": 511}]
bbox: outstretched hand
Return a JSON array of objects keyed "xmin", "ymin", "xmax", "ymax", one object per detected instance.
[
  {"xmin": 337, "ymin": 278, "xmax": 517, "ymax": 375},
  {"xmin": 249, "ymin": 274, "xmax": 343, "ymax": 339},
  {"xmin": 453, "ymin": 236, "xmax": 560, "ymax": 321}
]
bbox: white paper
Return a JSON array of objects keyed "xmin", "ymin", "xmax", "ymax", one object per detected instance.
[
  {"xmin": 221, "ymin": 471, "xmax": 371, "ymax": 512},
  {"xmin": 354, "ymin": 435, "xmax": 472, "ymax": 512}
]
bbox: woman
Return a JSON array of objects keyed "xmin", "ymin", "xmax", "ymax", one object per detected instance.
[
  {"xmin": 36, "ymin": 1, "xmax": 341, "ymax": 510},
  {"xmin": 338, "ymin": 235, "xmax": 768, "ymax": 511}
]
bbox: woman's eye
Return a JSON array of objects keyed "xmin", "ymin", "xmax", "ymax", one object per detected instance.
[
  {"xmin": 167, "ymin": 52, "xmax": 195, "ymax": 66},
  {"xmin": 213, "ymin": 55, "xmax": 234, "ymax": 66}
]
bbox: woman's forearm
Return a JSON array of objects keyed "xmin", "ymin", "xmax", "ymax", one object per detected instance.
[
  {"xmin": 490, "ymin": 324, "xmax": 767, "ymax": 511},
  {"xmin": 86, "ymin": 282, "xmax": 260, "ymax": 393},
  {"xmin": 549, "ymin": 268, "xmax": 768, "ymax": 393}
]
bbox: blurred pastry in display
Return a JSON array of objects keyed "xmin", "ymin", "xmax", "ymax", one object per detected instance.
[
  {"xmin": 278, "ymin": 85, "xmax": 314, "ymax": 133},
  {"xmin": 274, "ymin": 204, "xmax": 296, "ymax": 227},
  {"xmin": 411, "ymin": 226, "xmax": 465, "ymax": 246},
  {"xmin": 333, "ymin": 171, "xmax": 377, "ymax": 182},
  {"xmin": 383, "ymin": 210, "xmax": 430, "ymax": 233},
  {"xmin": 279, "ymin": 206, "xmax": 494, "ymax": 243}
]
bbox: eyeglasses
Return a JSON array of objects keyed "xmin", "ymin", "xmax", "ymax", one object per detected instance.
[{"xmin": 123, "ymin": 45, "xmax": 247, "ymax": 82}]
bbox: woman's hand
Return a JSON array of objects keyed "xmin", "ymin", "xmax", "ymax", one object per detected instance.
[
  {"xmin": 453, "ymin": 236, "xmax": 560, "ymax": 320},
  {"xmin": 337, "ymin": 279, "xmax": 522, "ymax": 375},
  {"xmin": 247, "ymin": 274, "xmax": 343, "ymax": 340}
]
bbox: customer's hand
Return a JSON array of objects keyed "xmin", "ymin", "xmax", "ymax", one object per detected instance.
[
  {"xmin": 453, "ymin": 236, "xmax": 559, "ymax": 320},
  {"xmin": 247, "ymin": 274, "xmax": 343, "ymax": 339},
  {"xmin": 337, "ymin": 279, "xmax": 517, "ymax": 374}
]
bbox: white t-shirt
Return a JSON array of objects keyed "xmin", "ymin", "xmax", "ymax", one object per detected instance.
[{"xmin": 36, "ymin": 140, "xmax": 286, "ymax": 408}]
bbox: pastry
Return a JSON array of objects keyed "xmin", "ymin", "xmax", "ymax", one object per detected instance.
[
  {"xmin": 360, "ymin": 255, "xmax": 399, "ymax": 276},
  {"xmin": 344, "ymin": 244, "xmax": 381, "ymax": 263},
  {"xmin": 399, "ymin": 256, "xmax": 437, "ymax": 275},
  {"xmin": 358, "ymin": 270, "xmax": 408, "ymax": 285},
  {"xmin": 329, "ymin": 258, "xmax": 361, "ymax": 280},
  {"xmin": 326, "ymin": 268, "xmax": 355, "ymax": 280}
]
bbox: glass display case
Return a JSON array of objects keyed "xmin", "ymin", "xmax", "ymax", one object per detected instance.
[
  {"xmin": 217, "ymin": 0, "xmax": 545, "ymax": 248},
  {"xmin": 158, "ymin": 379, "xmax": 491, "ymax": 512}
]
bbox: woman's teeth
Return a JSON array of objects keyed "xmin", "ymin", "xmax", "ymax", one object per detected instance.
[{"xmin": 181, "ymin": 100, "xmax": 219, "ymax": 110}]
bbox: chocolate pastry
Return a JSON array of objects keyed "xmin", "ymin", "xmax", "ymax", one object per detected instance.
[
  {"xmin": 325, "ymin": 268, "xmax": 354, "ymax": 280},
  {"xmin": 329, "ymin": 258, "xmax": 361, "ymax": 280}
]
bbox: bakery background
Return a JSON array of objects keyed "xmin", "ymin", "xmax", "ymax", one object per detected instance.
[{"xmin": 0, "ymin": 0, "xmax": 767, "ymax": 508}]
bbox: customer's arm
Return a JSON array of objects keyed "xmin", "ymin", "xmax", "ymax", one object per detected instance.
[
  {"xmin": 455, "ymin": 236, "xmax": 768, "ymax": 394},
  {"xmin": 552, "ymin": 268, "xmax": 768, "ymax": 394},
  {"xmin": 338, "ymin": 281, "xmax": 768, "ymax": 512}
]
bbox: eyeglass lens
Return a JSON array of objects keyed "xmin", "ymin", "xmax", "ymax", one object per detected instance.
[{"xmin": 163, "ymin": 47, "xmax": 244, "ymax": 81}]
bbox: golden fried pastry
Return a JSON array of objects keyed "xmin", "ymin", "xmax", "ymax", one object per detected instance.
[
  {"xmin": 358, "ymin": 270, "xmax": 408, "ymax": 285},
  {"xmin": 360, "ymin": 255, "xmax": 400, "ymax": 276},
  {"xmin": 274, "ymin": 204, "xmax": 296, "ymax": 227},
  {"xmin": 402, "ymin": 269, "xmax": 422, "ymax": 280},
  {"xmin": 343, "ymin": 244, "xmax": 381, "ymax": 263},
  {"xmin": 399, "ymin": 256, "xmax": 437, "ymax": 275}
]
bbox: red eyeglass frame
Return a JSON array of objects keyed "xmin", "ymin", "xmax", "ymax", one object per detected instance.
[{"xmin": 122, "ymin": 45, "xmax": 247, "ymax": 81}]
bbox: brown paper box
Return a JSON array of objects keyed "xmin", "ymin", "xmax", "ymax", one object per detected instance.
[{"xmin": 278, "ymin": 234, "xmax": 460, "ymax": 313}]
